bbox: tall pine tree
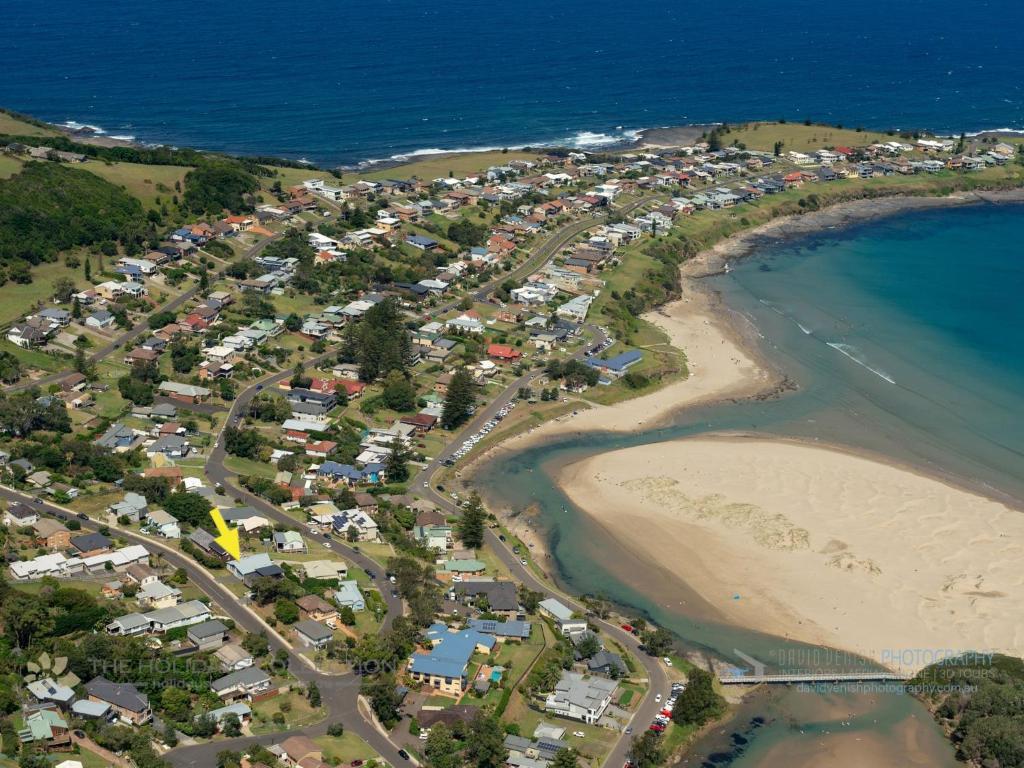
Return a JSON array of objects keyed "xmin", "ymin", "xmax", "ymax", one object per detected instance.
[
  {"xmin": 441, "ymin": 367, "xmax": 475, "ymax": 429},
  {"xmin": 458, "ymin": 492, "xmax": 486, "ymax": 549}
]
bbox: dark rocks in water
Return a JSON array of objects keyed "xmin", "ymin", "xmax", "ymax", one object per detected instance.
[{"xmin": 730, "ymin": 733, "xmax": 748, "ymax": 745}]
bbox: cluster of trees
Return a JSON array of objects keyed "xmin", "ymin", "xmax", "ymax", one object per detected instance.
[
  {"xmin": 340, "ymin": 298, "xmax": 414, "ymax": 382},
  {"xmin": 248, "ymin": 392, "xmax": 293, "ymax": 422},
  {"xmin": 0, "ymin": 162, "xmax": 149, "ymax": 283},
  {"xmin": 224, "ymin": 425, "xmax": 267, "ymax": 460},
  {"xmin": 11, "ymin": 433, "xmax": 127, "ymax": 483},
  {"xmin": 386, "ymin": 555, "xmax": 444, "ymax": 627},
  {"xmin": 421, "ymin": 710, "xmax": 508, "ymax": 768},
  {"xmin": 912, "ymin": 654, "xmax": 1024, "ymax": 767},
  {"xmin": 545, "ymin": 358, "xmax": 599, "ymax": 390},
  {"xmin": 0, "ymin": 390, "xmax": 71, "ymax": 436},
  {"xmin": 447, "ymin": 218, "xmax": 489, "ymax": 247},
  {"xmin": 0, "ymin": 351, "xmax": 23, "ymax": 384},
  {"xmin": 671, "ymin": 667, "xmax": 726, "ymax": 727},
  {"xmin": 182, "ymin": 161, "xmax": 260, "ymax": 215},
  {"xmin": 441, "ymin": 367, "xmax": 476, "ymax": 429}
]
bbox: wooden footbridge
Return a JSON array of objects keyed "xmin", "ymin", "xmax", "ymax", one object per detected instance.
[{"xmin": 719, "ymin": 671, "xmax": 910, "ymax": 685}]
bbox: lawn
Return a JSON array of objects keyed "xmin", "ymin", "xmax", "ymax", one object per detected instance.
[
  {"xmin": 0, "ymin": 110, "xmax": 58, "ymax": 136},
  {"xmin": 81, "ymin": 160, "xmax": 191, "ymax": 210},
  {"xmin": 0, "ymin": 154, "xmax": 24, "ymax": 178},
  {"xmin": 357, "ymin": 150, "xmax": 543, "ymax": 182},
  {"xmin": 723, "ymin": 121, "xmax": 902, "ymax": 153},
  {"xmin": 250, "ymin": 690, "xmax": 326, "ymax": 734},
  {"xmin": 224, "ymin": 455, "xmax": 279, "ymax": 480},
  {"xmin": 0, "ymin": 339, "xmax": 68, "ymax": 373},
  {"xmin": 314, "ymin": 733, "xmax": 379, "ymax": 763},
  {"xmin": 0, "ymin": 260, "xmax": 82, "ymax": 326}
]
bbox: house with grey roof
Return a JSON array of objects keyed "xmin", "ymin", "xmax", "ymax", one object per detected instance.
[
  {"xmin": 146, "ymin": 434, "xmax": 190, "ymax": 458},
  {"xmin": 95, "ymin": 423, "xmax": 137, "ymax": 451},
  {"xmin": 85, "ymin": 676, "xmax": 151, "ymax": 725},
  {"xmin": 293, "ymin": 619, "xmax": 333, "ymax": 649},
  {"xmin": 188, "ymin": 619, "xmax": 229, "ymax": 650},
  {"xmin": 539, "ymin": 598, "xmax": 588, "ymax": 635},
  {"xmin": 467, "ymin": 618, "xmax": 532, "ymax": 640},
  {"xmin": 109, "ymin": 491, "xmax": 148, "ymax": 522},
  {"xmin": 544, "ymin": 671, "xmax": 617, "ymax": 724},
  {"xmin": 211, "ymin": 667, "xmax": 272, "ymax": 701}
]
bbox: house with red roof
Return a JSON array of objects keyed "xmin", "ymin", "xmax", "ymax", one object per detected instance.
[{"xmin": 487, "ymin": 343, "xmax": 522, "ymax": 362}]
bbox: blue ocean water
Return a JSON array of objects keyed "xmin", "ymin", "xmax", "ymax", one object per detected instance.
[{"xmin": 2, "ymin": 0, "xmax": 1023, "ymax": 165}]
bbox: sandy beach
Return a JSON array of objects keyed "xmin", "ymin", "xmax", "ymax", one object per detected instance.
[{"xmin": 557, "ymin": 437, "xmax": 1024, "ymax": 671}]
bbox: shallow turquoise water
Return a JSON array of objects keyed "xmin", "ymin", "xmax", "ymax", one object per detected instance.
[{"xmin": 475, "ymin": 202, "xmax": 1024, "ymax": 765}]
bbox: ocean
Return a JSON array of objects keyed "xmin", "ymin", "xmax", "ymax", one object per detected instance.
[
  {"xmin": 474, "ymin": 202, "xmax": 1024, "ymax": 766},
  {"xmin": 2, "ymin": 0, "xmax": 1024, "ymax": 166}
]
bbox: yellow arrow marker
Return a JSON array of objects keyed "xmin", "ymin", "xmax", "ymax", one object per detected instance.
[{"xmin": 210, "ymin": 507, "xmax": 241, "ymax": 560}]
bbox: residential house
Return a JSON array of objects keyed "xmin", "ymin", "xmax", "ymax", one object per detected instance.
[
  {"xmin": 407, "ymin": 624, "xmax": 496, "ymax": 696},
  {"xmin": 211, "ymin": 667, "xmax": 273, "ymax": 701},
  {"xmin": 296, "ymin": 594, "xmax": 339, "ymax": 625},
  {"xmin": 135, "ymin": 580, "xmax": 182, "ymax": 610},
  {"xmin": 158, "ymin": 381, "xmax": 212, "ymax": 403},
  {"xmin": 110, "ymin": 491, "xmax": 148, "ymax": 522},
  {"xmin": 85, "ymin": 677, "xmax": 152, "ymax": 725},
  {"xmin": 227, "ymin": 553, "xmax": 284, "ymax": 584},
  {"xmin": 273, "ymin": 530, "xmax": 307, "ymax": 553},
  {"xmin": 145, "ymin": 508, "xmax": 181, "ymax": 538},
  {"xmin": 586, "ymin": 350, "xmax": 642, "ymax": 379},
  {"xmin": 467, "ymin": 618, "xmax": 532, "ymax": 641},
  {"xmin": 332, "ymin": 580, "xmax": 366, "ymax": 612},
  {"xmin": 188, "ymin": 620, "xmax": 229, "ymax": 651},
  {"xmin": 454, "ymin": 580, "xmax": 520, "ymax": 615},
  {"xmin": 293, "ymin": 619, "xmax": 333, "ymax": 650},
  {"xmin": 4, "ymin": 502, "xmax": 39, "ymax": 527},
  {"xmin": 539, "ymin": 598, "xmax": 588, "ymax": 635},
  {"xmin": 33, "ymin": 519, "xmax": 71, "ymax": 550},
  {"xmin": 544, "ymin": 671, "xmax": 617, "ymax": 724},
  {"xmin": 215, "ymin": 643, "xmax": 255, "ymax": 672},
  {"xmin": 70, "ymin": 532, "xmax": 113, "ymax": 557},
  {"xmin": 17, "ymin": 709, "xmax": 70, "ymax": 750}
]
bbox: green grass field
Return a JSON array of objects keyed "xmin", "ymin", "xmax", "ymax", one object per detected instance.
[
  {"xmin": 81, "ymin": 159, "xmax": 191, "ymax": 210},
  {"xmin": 723, "ymin": 121, "xmax": 905, "ymax": 153},
  {"xmin": 0, "ymin": 260, "xmax": 83, "ymax": 326},
  {"xmin": 356, "ymin": 149, "xmax": 543, "ymax": 182},
  {"xmin": 0, "ymin": 110, "xmax": 58, "ymax": 136},
  {"xmin": 0, "ymin": 154, "xmax": 24, "ymax": 178}
]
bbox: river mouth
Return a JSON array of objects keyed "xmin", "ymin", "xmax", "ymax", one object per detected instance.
[{"xmin": 472, "ymin": 202, "xmax": 1024, "ymax": 766}]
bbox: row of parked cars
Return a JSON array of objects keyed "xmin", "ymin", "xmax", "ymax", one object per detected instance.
[
  {"xmin": 649, "ymin": 681, "xmax": 686, "ymax": 734},
  {"xmin": 442, "ymin": 400, "xmax": 517, "ymax": 465}
]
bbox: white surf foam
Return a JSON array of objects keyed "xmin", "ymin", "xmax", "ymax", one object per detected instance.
[{"xmin": 827, "ymin": 342, "xmax": 895, "ymax": 384}]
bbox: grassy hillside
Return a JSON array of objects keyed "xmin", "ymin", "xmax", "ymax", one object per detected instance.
[
  {"xmin": 0, "ymin": 109, "xmax": 59, "ymax": 137},
  {"xmin": 720, "ymin": 122, "xmax": 906, "ymax": 153},
  {"xmin": 0, "ymin": 161, "xmax": 148, "ymax": 270},
  {"xmin": 356, "ymin": 149, "xmax": 543, "ymax": 181},
  {"xmin": 81, "ymin": 159, "xmax": 191, "ymax": 210}
]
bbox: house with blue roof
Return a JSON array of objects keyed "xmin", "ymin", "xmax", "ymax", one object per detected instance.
[
  {"xmin": 407, "ymin": 623, "xmax": 497, "ymax": 696},
  {"xmin": 586, "ymin": 349, "xmax": 643, "ymax": 378},
  {"xmin": 406, "ymin": 234, "xmax": 439, "ymax": 250}
]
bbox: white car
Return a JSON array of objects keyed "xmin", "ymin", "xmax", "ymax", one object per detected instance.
[
  {"xmin": 572, "ymin": 731, "xmax": 585, "ymax": 738},
  {"xmin": 520, "ymin": 558, "xmax": 528, "ymax": 566},
  {"xmin": 663, "ymin": 657, "xmax": 673, "ymax": 666},
  {"xmin": 655, "ymin": 694, "xmax": 662, "ymax": 702}
]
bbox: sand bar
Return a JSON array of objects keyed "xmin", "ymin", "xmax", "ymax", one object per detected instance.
[{"xmin": 558, "ymin": 437, "xmax": 1024, "ymax": 672}]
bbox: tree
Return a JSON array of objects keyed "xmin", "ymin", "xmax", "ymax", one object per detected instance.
[
  {"xmin": 425, "ymin": 723, "xmax": 461, "ymax": 768},
  {"xmin": 575, "ymin": 633, "xmax": 601, "ymax": 659},
  {"xmin": 284, "ymin": 313, "xmax": 302, "ymax": 332},
  {"xmin": 307, "ymin": 681, "xmax": 322, "ymax": 707},
  {"xmin": 385, "ymin": 437, "xmax": 412, "ymax": 483},
  {"xmin": 163, "ymin": 491, "xmax": 213, "ymax": 527},
  {"xmin": 441, "ymin": 367, "xmax": 475, "ymax": 429},
  {"xmin": 671, "ymin": 667, "xmax": 725, "ymax": 727},
  {"xmin": 339, "ymin": 605, "xmax": 357, "ymax": 626},
  {"xmin": 221, "ymin": 712, "xmax": 242, "ymax": 737},
  {"xmin": 53, "ymin": 276, "xmax": 76, "ymax": 303},
  {"xmin": 465, "ymin": 710, "xmax": 507, "ymax": 768},
  {"xmin": 0, "ymin": 351, "xmax": 22, "ymax": 384},
  {"xmin": 361, "ymin": 673, "xmax": 402, "ymax": 728},
  {"xmin": 160, "ymin": 687, "xmax": 191, "ymax": 722},
  {"xmin": 458, "ymin": 492, "xmax": 486, "ymax": 549},
  {"xmin": 341, "ymin": 298, "xmax": 412, "ymax": 382},
  {"xmin": 182, "ymin": 161, "xmax": 259, "ymax": 215},
  {"xmin": 550, "ymin": 748, "xmax": 579, "ymax": 768},
  {"xmin": 162, "ymin": 721, "xmax": 179, "ymax": 748},
  {"xmin": 242, "ymin": 631, "xmax": 270, "ymax": 658},
  {"xmin": 641, "ymin": 627, "xmax": 674, "ymax": 658},
  {"xmin": 274, "ymin": 599, "xmax": 299, "ymax": 624},
  {"xmin": 117, "ymin": 375, "xmax": 154, "ymax": 405},
  {"xmin": 381, "ymin": 370, "xmax": 417, "ymax": 412},
  {"xmin": 2, "ymin": 590, "xmax": 55, "ymax": 647},
  {"xmin": 629, "ymin": 731, "xmax": 664, "ymax": 768}
]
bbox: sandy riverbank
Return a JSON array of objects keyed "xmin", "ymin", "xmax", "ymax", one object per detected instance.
[
  {"xmin": 557, "ymin": 436, "xmax": 1024, "ymax": 671},
  {"xmin": 469, "ymin": 188, "xmax": 1024, "ymax": 670}
]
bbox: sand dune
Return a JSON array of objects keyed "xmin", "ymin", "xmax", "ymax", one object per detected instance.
[{"xmin": 558, "ymin": 437, "xmax": 1024, "ymax": 671}]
